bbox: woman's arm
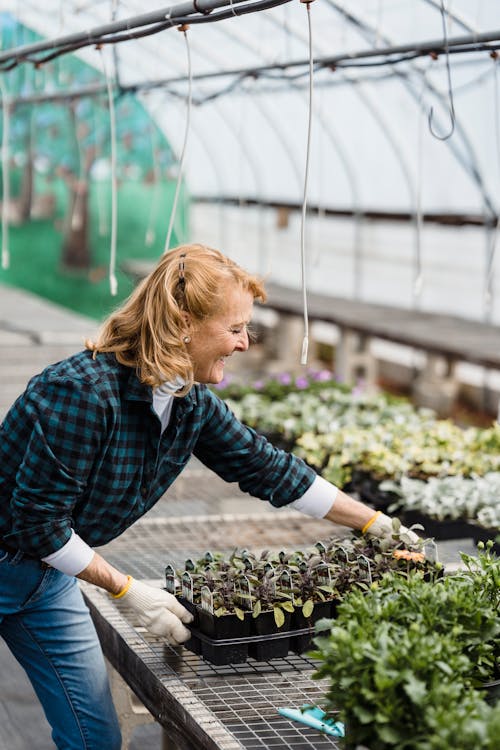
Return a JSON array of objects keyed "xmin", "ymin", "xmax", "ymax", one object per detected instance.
[
  {"xmin": 322, "ymin": 488, "xmax": 377, "ymax": 530},
  {"xmin": 76, "ymin": 552, "xmax": 128, "ymax": 594}
]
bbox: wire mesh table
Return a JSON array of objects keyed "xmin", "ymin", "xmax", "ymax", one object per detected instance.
[
  {"xmin": 81, "ymin": 513, "xmax": 347, "ymax": 750},
  {"xmin": 82, "ymin": 513, "xmax": 474, "ymax": 749}
]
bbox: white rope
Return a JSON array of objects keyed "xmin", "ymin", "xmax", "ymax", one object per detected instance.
[
  {"xmin": 413, "ymin": 73, "xmax": 427, "ymax": 308},
  {"xmin": 300, "ymin": 1, "xmax": 314, "ymax": 366},
  {"xmin": 164, "ymin": 26, "xmax": 192, "ymax": 252},
  {"xmin": 100, "ymin": 48, "xmax": 118, "ymax": 296},
  {"xmin": 485, "ymin": 55, "xmax": 500, "ymax": 321},
  {"xmin": 0, "ymin": 76, "xmax": 10, "ymax": 270},
  {"xmin": 93, "ymin": 100, "xmax": 108, "ymax": 238}
]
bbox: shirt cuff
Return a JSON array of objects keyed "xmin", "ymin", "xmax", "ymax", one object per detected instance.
[
  {"xmin": 42, "ymin": 530, "xmax": 95, "ymax": 576},
  {"xmin": 288, "ymin": 475, "xmax": 338, "ymax": 518}
]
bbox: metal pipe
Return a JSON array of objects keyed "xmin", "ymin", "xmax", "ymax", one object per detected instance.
[
  {"xmin": 0, "ymin": 0, "xmax": 254, "ymax": 64},
  {"xmin": 1, "ymin": 19, "xmax": 499, "ymax": 71}
]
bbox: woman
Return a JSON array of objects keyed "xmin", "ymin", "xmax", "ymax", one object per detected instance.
[{"xmin": 0, "ymin": 244, "xmax": 418, "ymax": 749}]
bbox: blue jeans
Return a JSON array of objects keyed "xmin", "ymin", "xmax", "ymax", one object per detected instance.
[{"xmin": 0, "ymin": 548, "xmax": 121, "ymax": 750}]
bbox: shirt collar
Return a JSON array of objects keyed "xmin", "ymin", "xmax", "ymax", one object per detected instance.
[{"xmin": 124, "ymin": 367, "xmax": 196, "ymax": 411}]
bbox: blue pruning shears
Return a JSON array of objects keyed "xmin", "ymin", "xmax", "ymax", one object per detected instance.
[{"xmin": 277, "ymin": 704, "xmax": 345, "ymax": 737}]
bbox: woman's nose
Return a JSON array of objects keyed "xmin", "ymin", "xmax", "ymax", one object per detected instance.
[{"xmin": 236, "ymin": 328, "xmax": 249, "ymax": 351}]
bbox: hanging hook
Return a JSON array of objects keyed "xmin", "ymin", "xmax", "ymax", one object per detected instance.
[{"xmin": 428, "ymin": 0, "xmax": 455, "ymax": 141}]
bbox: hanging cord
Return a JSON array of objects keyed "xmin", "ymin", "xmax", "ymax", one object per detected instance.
[
  {"xmin": 164, "ymin": 25, "xmax": 192, "ymax": 252},
  {"xmin": 93, "ymin": 98, "xmax": 109, "ymax": 238},
  {"xmin": 299, "ymin": 0, "xmax": 315, "ymax": 365},
  {"xmin": 485, "ymin": 51, "xmax": 500, "ymax": 321},
  {"xmin": 99, "ymin": 47, "xmax": 118, "ymax": 295},
  {"xmin": 428, "ymin": 0, "xmax": 455, "ymax": 140},
  {"xmin": 413, "ymin": 72, "xmax": 428, "ymax": 307},
  {"xmin": 0, "ymin": 76, "xmax": 10, "ymax": 270}
]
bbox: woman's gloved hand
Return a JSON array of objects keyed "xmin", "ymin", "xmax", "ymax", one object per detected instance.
[
  {"xmin": 114, "ymin": 577, "xmax": 193, "ymax": 644},
  {"xmin": 363, "ymin": 511, "xmax": 422, "ymax": 546}
]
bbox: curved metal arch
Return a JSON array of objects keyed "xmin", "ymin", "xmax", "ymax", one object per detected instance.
[{"xmin": 325, "ymin": 0, "xmax": 497, "ymax": 221}]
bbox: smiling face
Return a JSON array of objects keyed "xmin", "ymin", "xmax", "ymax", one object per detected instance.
[{"xmin": 185, "ymin": 283, "xmax": 254, "ymax": 384}]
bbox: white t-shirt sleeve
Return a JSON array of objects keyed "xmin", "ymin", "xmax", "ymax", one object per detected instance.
[
  {"xmin": 288, "ymin": 475, "xmax": 338, "ymax": 518},
  {"xmin": 42, "ymin": 530, "xmax": 95, "ymax": 576}
]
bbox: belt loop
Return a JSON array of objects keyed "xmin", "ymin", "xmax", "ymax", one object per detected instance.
[{"xmin": 12, "ymin": 550, "xmax": 26, "ymax": 565}]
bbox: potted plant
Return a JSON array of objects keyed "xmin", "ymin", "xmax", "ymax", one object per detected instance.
[
  {"xmin": 310, "ymin": 545, "xmax": 500, "ymax": 749},
  {"xmin": 288, "ymin": 553, "xmax": 339, "ymax": 654},
  {"xmin": 196, "ymin": 574, "xmax": 252, "ymax": 665},
  {"xmin": 245, "ymin": 566, "xmax": 295, "ymax": 660}
]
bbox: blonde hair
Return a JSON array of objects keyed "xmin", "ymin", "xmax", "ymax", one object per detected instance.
[{"xmin": 86, "ymin": 243, "xmax": 266, "ymax": 392}]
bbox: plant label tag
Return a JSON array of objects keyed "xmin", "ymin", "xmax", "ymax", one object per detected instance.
[
  {"xmin": 336, "ymin": 545, "xmax": 352, "ymax": 564},
  {"xmin": 424, "ymin": 539, "xmax": 438, "ymax": 563},
  {"xmin": 316, "ymin": 562, "xmax": 332, "ymax": 586},
  {"xmin": 315, "ymin": 541, "xmax": 327, "ymax": 555},
  {"xmin": 243, "ymin": 556, "xmax": 254, "ymax": 571},
  {"xmin": 181, "ymin": 571, "xmax": 194, "ymax": 602},
  {"xmin": 164, "ymin": 564, "xmax": 176, "ymax": 594},
  {"xmin": 236, "ymin": 574, "xmax": 253, "ymax": 610},
  {"xmin": 264, "ymin": 562, "xmax": 277, "ymax": 596},
  {"xmin": 358, "ymin": 554, "xmax": 373, "ymax": 585},
  {"xmin": 200, "ymin": 585, "xmax": 214, "ymax": 614},
  {"xmin": 278, "ymin": 569, "xmax": 294, "ymax": 604}
]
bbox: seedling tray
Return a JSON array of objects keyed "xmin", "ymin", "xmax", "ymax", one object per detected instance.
[{"xmin": 185, "ymin": 623, "xmax": 320, "ymax": 665}]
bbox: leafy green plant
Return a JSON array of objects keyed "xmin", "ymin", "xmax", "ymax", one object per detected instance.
[
  {"xmin": 311, "ymin": 548, "xmax": 500, "ymax": 749},
  {"xmin": 243, "ymin": 568, "xmax": 294, "ymax": 627}
]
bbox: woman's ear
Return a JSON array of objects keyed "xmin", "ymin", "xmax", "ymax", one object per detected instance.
[{"xmin": 181, "ymin": 311, "xmax": 192, "ymax": 329}]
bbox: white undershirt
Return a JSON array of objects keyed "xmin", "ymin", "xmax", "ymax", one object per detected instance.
[{"xmin": 42, "ymin": 382, "xmax": 337, "ymax": 575}]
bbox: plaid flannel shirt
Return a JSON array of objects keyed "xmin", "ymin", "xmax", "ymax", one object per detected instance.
[{"xmin": 0, "ymin": 350, "xmax": 316, "ymax": 557}]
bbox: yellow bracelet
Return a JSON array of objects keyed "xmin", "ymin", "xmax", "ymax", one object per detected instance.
[
  {"xmin": 362, "ymin": 510, "xmax": 382, "ymax": 534},
  {"xmin": 111, "ymin": 575, "xmax": 133, "ymax": 599}
]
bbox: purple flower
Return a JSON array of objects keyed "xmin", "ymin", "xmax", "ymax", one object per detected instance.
[
  {"xmin": 278, "ymin": 373, "xmax": 292, "ymax": 385},
  {"xmin": 253, "ymin": 380, "xmax": 264, "ymax": 390},
  {"xmin": 295, "ymin": 376, "xmax": 309, "ymax": 389},
  {"xmin": 312, "ymin": 369, "xmax": 333, "ymax": 382}
]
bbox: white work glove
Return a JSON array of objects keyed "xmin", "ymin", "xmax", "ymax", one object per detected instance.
[
  {"xmin": 364, "ymin": 512, "xmax": 422, "ymax": 547},
  {"xmin": 115, "ymin": 578, "xmax": 194, "ymax": 644}
]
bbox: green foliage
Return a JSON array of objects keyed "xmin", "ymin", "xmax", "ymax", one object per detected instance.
[{"xmin": 311, "ymin": 549, "xmax": 500, "ymax": 749}]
